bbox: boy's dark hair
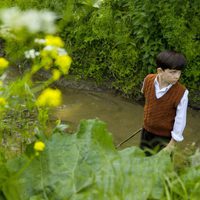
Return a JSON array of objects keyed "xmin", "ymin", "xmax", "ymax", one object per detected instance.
[{"xmin": 156, "ymin": 50, "xmax": 186, "ymax": 70}]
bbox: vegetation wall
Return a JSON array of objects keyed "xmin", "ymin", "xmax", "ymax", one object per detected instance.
[{"xmin": 1, "ymin": 0, "xmax": 200, "ymax": 108}]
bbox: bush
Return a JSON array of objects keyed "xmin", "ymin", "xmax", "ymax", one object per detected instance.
[{"xmin": 1, "ymin": 0, "xmax": 199, "ymax": 106}]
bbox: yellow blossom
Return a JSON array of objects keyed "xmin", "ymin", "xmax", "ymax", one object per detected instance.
[
  {"xmin": 55, "ymin": 55, "xmax": 72, "ymax": 74},
  {"xmin": 52, "ymin": 69, "xmax": 61, "ymax": 81},
  {"xmin": 36, "ymin": 88, "xmax": 62, "ymax": 107},
  {"xmin": 0, "ymin": 97, "xmax": 7, "ymax": 106},
  {"xmin": 34, "ymin": 141, "xmax": 45, "ymax": 151},
  {"xmin": 0, "ymin": 58, "xmax": 9, "ymax": 69},
  {"xmin": 45, "ymin": 35, "xmax": 64, "ymax": 47}
]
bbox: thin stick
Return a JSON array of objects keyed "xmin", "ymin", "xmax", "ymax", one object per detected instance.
[{"xmin": 116, "ymin": 128, "xmax": 142, "ymax": 148}]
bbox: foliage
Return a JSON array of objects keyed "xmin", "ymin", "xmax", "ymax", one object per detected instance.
[
  {"xmin": 0, "ymin": 7, "xmax": 72, "ymax": 157},
  {"xmin": 1, "ymin": 0, "xmax": 199, "ymax": 106},
  {"xmin": 57, "ymin": 0, "xmax": 200, "ymax": 103},
  {"xmin": 0, "ymin": 119, "xmax": 200, "ymax": 199},
  {"xmin": 0, "ymin": 5, "xmax": 199, "ymax": 200}
]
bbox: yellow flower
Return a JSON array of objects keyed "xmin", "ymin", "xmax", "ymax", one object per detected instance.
[
  {"xmin": 55, "ymin": 55, "xmax": 72, "ymax": 74},
  {"xmin": 34, "ymin": 141, "xmax": 45, "ymax": 151},
  {"xmin": 52, "ymin": 69, "xmax": 61, "ymax": 81},
  {"xmin": 45, "ymin": 35, "xmax": 64, "ymax": 47},
  {"xmin": 0, "ymin": 58, "xmax": 9, "ymax": 69},
  {"xmin": 36, "ymin": 88, "xmax": 62, "ymax": 107},
  {"xmin": 0, "ymin": 97, "xmax": 7, "ymax": 106}
]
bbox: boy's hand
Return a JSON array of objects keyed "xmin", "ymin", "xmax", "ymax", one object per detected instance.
[
  {"xmin": 163, "ymin": 144, "xmax": 175, "ymax": 153},
  {"xmin": 163, "ymin": 138, "xmax": 176, "ymax": 153}
]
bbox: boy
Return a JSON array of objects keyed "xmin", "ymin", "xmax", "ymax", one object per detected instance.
[{"xmin": 140, "ymin": 50, "xmax": 189, "ymax": 156}]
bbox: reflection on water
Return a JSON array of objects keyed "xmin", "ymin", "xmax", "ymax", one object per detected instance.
[{"xmin": 54, "ymin": 87, "xmax": 200, "ymax": 149}]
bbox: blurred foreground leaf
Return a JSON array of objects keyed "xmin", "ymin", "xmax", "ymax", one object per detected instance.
[{"xmin": 0, "ymin": 119, "xmax": 175, "ymax": 199}]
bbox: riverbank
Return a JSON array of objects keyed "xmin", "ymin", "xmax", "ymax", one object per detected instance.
[{"xmin": 37, "ymin": 70, "xmax": 200, "ymax": 110}]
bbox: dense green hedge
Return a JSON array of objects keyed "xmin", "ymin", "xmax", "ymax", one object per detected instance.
[{"xmin": 1, "ymin": 0, "xmax": 200, "ymax": 107}]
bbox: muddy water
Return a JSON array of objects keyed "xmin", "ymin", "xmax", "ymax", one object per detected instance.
[{"xmin": 54, "ymin": 87, "xmax": 200, "ymax": 149}]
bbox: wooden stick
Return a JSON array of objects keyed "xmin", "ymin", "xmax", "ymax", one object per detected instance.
[{"xmin": 116, "ymin": 128, "xmax": 142, "ymax": 148}]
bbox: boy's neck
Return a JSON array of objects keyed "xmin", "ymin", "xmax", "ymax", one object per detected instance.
[{"xmin": 157, "ymin": 75, "xmax": 170, "ymax": 89}]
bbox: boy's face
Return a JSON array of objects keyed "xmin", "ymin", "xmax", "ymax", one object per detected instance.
[{"xmin": 157, "ymin": 68, "xmax": 181, "ymax": 85}]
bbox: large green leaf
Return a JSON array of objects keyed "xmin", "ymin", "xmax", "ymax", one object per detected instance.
[{"xmin": 0, "ymin": 119, "xmax": 173, "ymax": 199}]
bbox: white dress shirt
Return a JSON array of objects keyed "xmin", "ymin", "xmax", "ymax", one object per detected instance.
[{"xmin": 154, "ymin": 77, "xmax": 188, "ymax": 142}]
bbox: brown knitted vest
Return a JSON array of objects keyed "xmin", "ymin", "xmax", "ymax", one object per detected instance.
[{"xmin": 143, "ymin": 74, "xmax": 186, "ymax": 137}]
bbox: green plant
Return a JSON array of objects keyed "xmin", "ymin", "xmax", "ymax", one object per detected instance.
[
  {"xmin": 0, "ymin": 119, "xmax": 199, "ymax": 199},
  {"xmin": 2, "ymin": 0, "xmax": 199, "ymax": 106},
  {"xmin": 0, "ymin": 119, "xmax": 171, "ymax": 199},
  {"xmin": 0, "ymin": 7, "xmax": 72, "ymax": 157},
  {"xmin": 63, "ymin": 0, "xmax": 199, "ymax": 105},
  {"xmin": 0, "ymin": 5, "xmax": 199, "ymax": 199}
]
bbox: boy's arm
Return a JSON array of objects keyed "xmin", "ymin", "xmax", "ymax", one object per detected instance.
[
  {"xmin": 163, "ymin": 89, "xmax": 189, "ymax": 152},
  {"xmin": 141, "ymin": 77, "xmax": 146, "ymax": 93}
]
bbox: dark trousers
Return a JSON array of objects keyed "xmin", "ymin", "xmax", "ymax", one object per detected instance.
[{"xmin": 140, "ymin": 128, "xmax": 171, "ymax": 156}]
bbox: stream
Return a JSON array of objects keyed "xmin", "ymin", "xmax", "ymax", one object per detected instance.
[
  {"xmin": 6, "ymin": 68, "xmax": 200, "ymax": 150},
  {"xmin": 53, "ymin": 86, "xmax": 200, "ymax": 150}
]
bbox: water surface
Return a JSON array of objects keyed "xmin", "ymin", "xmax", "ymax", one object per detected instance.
[{"xmin": 54, "ymin": 87, "xmax": 200, "ymax": 149}]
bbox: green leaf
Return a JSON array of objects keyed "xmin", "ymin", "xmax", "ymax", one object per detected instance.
[{"xmin": 0, "ymin": 119, "xmax": 174, "ymax": 199}]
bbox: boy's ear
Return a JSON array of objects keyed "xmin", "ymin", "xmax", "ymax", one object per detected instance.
[{"xmin": 157, "ymin": 67, "xmax": 163, "ymax": 74}]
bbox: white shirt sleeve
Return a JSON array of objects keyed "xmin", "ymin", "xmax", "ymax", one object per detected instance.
[
  {"xmin": 141, "ymin": 77, "xmax": 146, "ymax": 93},
  {"xmin": 171, "ymin": 89, "xmax": 189, "ymax": 142}
]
